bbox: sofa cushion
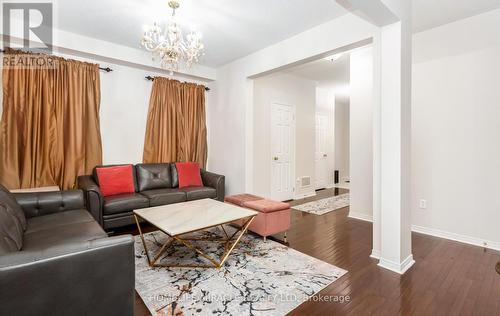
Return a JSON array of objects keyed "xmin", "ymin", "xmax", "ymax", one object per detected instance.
[
  {"xmin": 92, "ymin": 164, "xmax": 139, "ymax": 192},
  {"xmin": 0, "ymin": 202, "xmax": 24, "ymax": 254},
  {"xmin": 176, "ymin": 162, "xmax": 203, "ymax": 188},
  {"xmin": 103, "ymin": 193, "xmax": 149, "ymax": 215},
  {"xmin": 14, "ymin": 191, "xmax": 85, "ymax": 219},
  {"xmin": 180, "ymin": 187, "xmax": 217, "ymax": 201},
  {"xmin": 25, "ymin": 209, "xmax": 94, "ymax": 234},
  {"xmin": 170, "ymin": 163, "xmax": 179, "ymax": 188},
  {"xmin": 136, "ymin": 164, "xmax": 172, "ymax": 191},
  {"xmin": 0, "ymin": 184, "xmax": 26, "ymax": 230},
  {"xmin": 22, "ymin": 220, "xmax": 107, "ymax": 252},
  {"xmin": 96, "ymin": 165, "xmax": 135, "ymax": 197},
  {"xmin": 141, "ymin": 189, "xmax": 186, "ymax": 207}
]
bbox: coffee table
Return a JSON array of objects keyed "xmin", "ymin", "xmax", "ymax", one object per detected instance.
[{"xmin": 134, "ymin": 198, "xmax": 258, "ymax": 269}]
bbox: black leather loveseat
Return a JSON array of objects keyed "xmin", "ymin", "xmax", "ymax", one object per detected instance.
[
  {"xmin": 77, "ymin": 163, "xmax": 225, "ymax": 230},
  {"xmin": 0, "ymin": 185, "xmax": 135, "ymax": 316}
]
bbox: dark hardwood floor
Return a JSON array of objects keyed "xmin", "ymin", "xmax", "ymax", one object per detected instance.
[{"xmin": 119, "ymin": 188, "xmax": 500, "ymax": 315}]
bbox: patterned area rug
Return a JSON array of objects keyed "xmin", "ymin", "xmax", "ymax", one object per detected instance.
[
  {"xmin": 292, "ymin": 194, "xmax": 350, "ymax": 215},
  {"xmin": 135, "ymin": 227, "xmax": 347, "ymax": 316}
]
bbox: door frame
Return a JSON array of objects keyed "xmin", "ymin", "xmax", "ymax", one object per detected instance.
[{"xmin": 270, "ymin": 101, "xmax": 296, "ymax": 201}]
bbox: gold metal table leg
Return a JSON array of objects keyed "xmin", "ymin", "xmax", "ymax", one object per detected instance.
[
  {"xmin": 135, "ymin": 215, "xmax": 256, "ymax": 269},
  {"xmin": 217, "ymin": 216, "xmax": 254, "ymax": 268},
  {"xmin": 135, "ymin": 214, "xmax": 153, "ymax": 266}
]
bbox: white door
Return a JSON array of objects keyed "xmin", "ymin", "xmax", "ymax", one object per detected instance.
[
  {"xmin": 315, "ymin": 114, "xmax": 329, "ymax": 189},
  {"xmin": 271, "ymin": 103, "xmax": 294, "ymax": 201}
]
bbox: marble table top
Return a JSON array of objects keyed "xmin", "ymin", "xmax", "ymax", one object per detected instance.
[{"xmin": 134, "ymin": 198, "xmax": 257, "ymax": 236}]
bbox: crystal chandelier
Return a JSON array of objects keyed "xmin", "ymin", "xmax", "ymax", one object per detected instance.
[{"xmin": 141, "ymin": 0, "xmax": 204, "ymax": 74}]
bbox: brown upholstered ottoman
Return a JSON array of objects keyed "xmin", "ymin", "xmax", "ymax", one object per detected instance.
[{"xmin": 225, "ymin": 194, "xmax": 291, "ymax": 242}]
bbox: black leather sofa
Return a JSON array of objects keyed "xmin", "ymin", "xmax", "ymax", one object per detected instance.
[
  {"xmin": 77, "ymin": 163, "xmax": 225, "ymax": 230},
  {"xmin": 0, "ymin": 185, "xmax": 135, "ymax": 316}
]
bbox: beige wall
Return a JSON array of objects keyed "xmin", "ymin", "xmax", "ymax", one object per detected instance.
[{"xmin": 252, "ymin": 73, "xmax": 316, "ymax": 199}]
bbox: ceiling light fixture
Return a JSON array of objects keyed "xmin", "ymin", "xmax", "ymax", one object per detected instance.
[{"xmin": 141, "ymin": 0, "xmax": 204, "ymax": 75}]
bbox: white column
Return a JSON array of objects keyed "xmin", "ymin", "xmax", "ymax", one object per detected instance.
[
  {"xmin": 335, "ymin": 0, "xmax": 414, "ymax": 273},
  {"xmin": 378, "ymin": 18, "xmax": 414, "ymax": 274}
]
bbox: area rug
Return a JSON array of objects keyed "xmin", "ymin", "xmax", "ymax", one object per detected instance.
[
  {"xmin": 135, "ymin": 227, "xmax": 347, "ymax": 316},
  {"xmin": 292, "ymin": 193, "xmax": 350, "ymax": 215}
]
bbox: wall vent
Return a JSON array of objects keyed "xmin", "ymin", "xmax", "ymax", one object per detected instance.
[{"xmin": 300, "ymin": 176, "xmax": 311, "ymax": 187}]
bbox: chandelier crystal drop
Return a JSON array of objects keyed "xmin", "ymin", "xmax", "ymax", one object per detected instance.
[{"xmin": 141, "ymin": 0, "xmax": 204, "ymax": 75}]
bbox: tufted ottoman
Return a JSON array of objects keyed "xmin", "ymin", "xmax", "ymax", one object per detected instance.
[{"xmin": 225, "ymin": 194, "xmax": 291, "ymax": 242}]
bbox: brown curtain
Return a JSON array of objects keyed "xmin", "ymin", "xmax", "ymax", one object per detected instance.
[
  {"xmin": 0, "ymin": 49, "xmax": 103, "ymax": 190},
  {"xmin": 143, "ymin": 77, "xmax": 207, "ymax": 168}
]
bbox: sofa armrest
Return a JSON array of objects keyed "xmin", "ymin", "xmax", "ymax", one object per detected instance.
[
  {"xmin": 0, "ymin": 235, "xmax": 135, "ymax": 316},
  {"xmin": 14, "ymin": 190, "xmax": 85, "ymax": 219},
  {"xmin": 201, "ymin": 170, "xmax": 225, "ymax": 202},
  {"xmin": 77, "ymin": 175, "xmax": 103, "ymax": 226}
]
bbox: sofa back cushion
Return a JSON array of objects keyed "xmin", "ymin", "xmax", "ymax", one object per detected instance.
[
  {"xmin": 170, "ymin": 163, "xmax": 179, "ymax": 188},
  {"xmin": 93, "ymin": 164, "xmax": 138, "ymax": 192},
  {"xmin": 0, "ymin": 201, "xmax": 24, "ymax": 254},
  {"xmin": 96, "ymin": 165, "xmax": 136, "ymax": 197},
  {"xmin": 0, "ymin": 184, "xmax": 26, "ymax": 230},
  {"xmin": 135, "ymin": 163, "xmax": 172, "ymax": 191}
]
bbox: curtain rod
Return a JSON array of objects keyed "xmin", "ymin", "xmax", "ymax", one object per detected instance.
[
  {"xmin": 145, "ymin": 75, "xmax": 210, "ymax": 91},
  {"xmin": 1, "ymin": 48, "xmax": 113, "ymax": 73}
]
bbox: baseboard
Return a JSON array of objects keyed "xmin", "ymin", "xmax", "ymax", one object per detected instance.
[
  {"xmin": 411, "ymin": 225, "xmax": 500, "ymax": 251},
  {"xmin": 370, "ymin": 249, "xmax": 380, "ymax": 259},
  {"xmin": 344, "ymin": 214, "xmax": 499, "ymax": 252},
  {"xmin": 293, "ymin": 191, "xmax": 316, "ymax": 200},
  {"xmin": 348, "ymin": 212, "xmax": 373, "ymax": 222},
  {"xmin": 378, "ymin": 254, "xmax": 415, "ymax": 274}
]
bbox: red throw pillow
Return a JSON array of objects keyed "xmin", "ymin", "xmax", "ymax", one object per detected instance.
[
  {"xmin": 96, "ymin": 165, "xmax": 135, "ymax": 197},
  {"xmin": 176, "ymin": 162, "xmax": 203, "ymax": 188}
]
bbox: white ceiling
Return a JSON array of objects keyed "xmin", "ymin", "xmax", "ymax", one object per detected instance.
[
  {"xmin": 56, "ymin": 0, "xmax": 348, "ymax": 67},
  {"xmin": 284, "ymin": 53, "xmax": 350, "ymax": 102},
  {"xmin": 412, "ymin": 0, "xmax": 500, "ymax": 32},
  {"xmin": 55, "ymin": 0, "xmax": 500, "ymax": 67},
  {"xmin": 284, "ymin": 54, "xmax": 349, "ymax": 84}
]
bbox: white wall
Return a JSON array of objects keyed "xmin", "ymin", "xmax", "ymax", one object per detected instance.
[
  {"xmin": 210, "ymin": 14, "xmax": 378, "ymax": 195},
  {"xmin": 335, "ymin": 99, "xmax": 350, "ymax": 181},
  {"xmin": 412, "ymin": 9, "xmax": 500, "ymax": 248},
  {"xmin": 252, "ymin": 73, "xmax": 316, "ymax": 199},
  {"xmin": 0, "ymin": 50, "xmax": 214, "ymax": 166},
  {"xmin": 349, "ymin": 47, "xmax": 374, "ymax": 220}
]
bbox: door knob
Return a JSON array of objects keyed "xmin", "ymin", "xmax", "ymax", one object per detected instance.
[
  {"xmin": 273, "ymin": 157, "xmax": 279, "ymax": 161},
  {"xmin": 323, "ymin": 154, "xmax": 328, "ymax": 157}
]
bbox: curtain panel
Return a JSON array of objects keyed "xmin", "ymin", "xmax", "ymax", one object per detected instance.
[
  {"xmin": 0, "ymin": 49, "xmax": 103, "ymax": 189},
  {"xmin": 143, "ymin": 77, "xmax": 207, "ymax": 168}
]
